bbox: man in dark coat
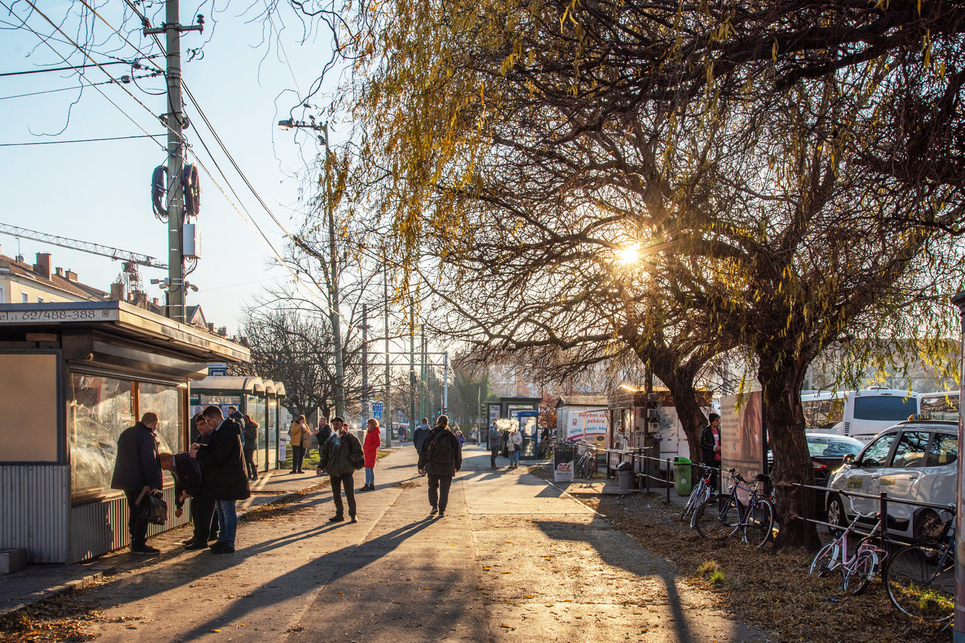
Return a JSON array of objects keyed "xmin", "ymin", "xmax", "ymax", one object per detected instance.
[
  {"xmin": 700, "ymin": 413, "xmax": 722, "ymax": 494},
  {"xmin": 158, "ymin": 451, "xmax": 208, "ymax": 549},
  {"xmin": 318, "ymin": 417, "xmax": 363, "ymax": 523},
  {"xmin": 191, "ymin": 406, "xmax": 250, "ymax": 554},
  {"xmin": 418, "ymin": 415, "xmax": 462, "ymax": 518},
  {"xmin": 413, "ymin": 418, "xmax": 431, "ymax": 454},
  {"xmin": 110, "ymin": 412, "xmax": 163, "ymax": 555}
]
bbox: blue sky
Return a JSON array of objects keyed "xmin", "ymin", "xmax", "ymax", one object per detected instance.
[{"xmin": 0, "ymin": 1, "xmax": 338, "ymax": 334}]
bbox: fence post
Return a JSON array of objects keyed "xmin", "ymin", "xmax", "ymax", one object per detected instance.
[
  {"xmin": 666, "ymin": 458, "xmax": 671, "ymax": 504},
  {"xmin": 880, "ymin": 492, "xmax": 889, "ymax": 542}
]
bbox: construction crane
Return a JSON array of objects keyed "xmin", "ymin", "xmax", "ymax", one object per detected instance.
[{"xmin": 0, "ymin": 223, "xmax": 167, "ymax": 270}]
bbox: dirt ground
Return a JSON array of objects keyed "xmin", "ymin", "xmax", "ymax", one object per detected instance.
[{"xmin": 580, "ymin": 489, "xmax": 951, "ymax": 643}]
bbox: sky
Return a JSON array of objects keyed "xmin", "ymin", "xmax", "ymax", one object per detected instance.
[{"xmin": 0, "ymin": 1, "xmax": 342, "ymax": 335}]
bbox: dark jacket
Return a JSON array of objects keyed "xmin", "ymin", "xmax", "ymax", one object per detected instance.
[
  {"xmin": 418, "ymin": 427, "xmax": 462, "ymax": 477},
  {"xmin": 195, "ymin": 419, "xmax": 251, "ymax": 501},
  {"xmin": 700, "ymin": 424, "xmax": 719, "ymax": 465},
  {"xmin": 320, "ymin": 431, "xmax": 363, "ymax": 478},
  {"xmin": 110, "ymin": 422, "xmax": 162, "ymax": 492},
  {"xmin": 413, "ymin": 424, "xmax": 431, "ymax": 453},
  {"xmin": 316, "ymin": 425, "xmax": 332, "ymax": 449},
  {"xmin": 170, "ymin": 452, "xmax": 202, "ymax": 509}
]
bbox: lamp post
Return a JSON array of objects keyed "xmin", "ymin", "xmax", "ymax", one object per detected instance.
[{"xmin": 278, "ymin": 118, "xmax": 346, "ymax": 417}]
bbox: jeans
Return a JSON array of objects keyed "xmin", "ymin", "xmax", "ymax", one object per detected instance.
[
  {"xmin": 509, "ymin": 450, "xmax": 520, "ymax": 466},
  {"xmin": 330, "ymin": 473, "xmax": 356, "ymax": 517},
  {"xmin": 364, "ymin": 467, "xmax": 374, "ymax": 487},
  {"xmin": 124, "ymin": 489, "xmax": 150, "ymax": 548},
  {"xmin": 291, "ymin": 445, "xmax": 305, "ymax": 472},
  {"xmin": 216, "ymin": 499, "xmax": 238, "ymax": 548},
  {"xmin": 427, "ymin": 474, "xmax": 453, "ymax": 512},
  {"xmin": 490, "ymin": 448, "xmax": 499, "ymax": 467}
]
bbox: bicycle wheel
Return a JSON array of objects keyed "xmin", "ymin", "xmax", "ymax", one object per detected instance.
[
  {"xmin": 884, "ymin": 544, "xmax": 955, "ymax": 622},
  {"xmin": 843, "ymin": 550, "xmax": 878, "ymax": 595},
  {"xmin": 680, "ymin": 482, "xmax": 706, "ymax": 522},
  {"xmin": 693, "ymin": 495, "xmax": 736, "ymax": 540},
  {"xmin": 744, "ymin": 498, "xmax": 775, "ymax": 548},
  {"xmin": 810, "ymin": 542, "xmax": 841, "ymax": 578}
]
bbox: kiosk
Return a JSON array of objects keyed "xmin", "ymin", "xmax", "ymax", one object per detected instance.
[{"xmin": 0, "ymin": 302, "xmax": 248, "ymax": 563}]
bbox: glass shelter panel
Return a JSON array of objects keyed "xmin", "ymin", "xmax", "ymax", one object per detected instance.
[
  {"xmin": 139, "ymin": 382, "xmax": 184, "ymax": 455},
  {"xmin": 247, "ymin": 394, "xmax": 266, "ymax": 470},
  {"xmin": 268, "ymin": 399, "xmax": 278, "ymax": 468},
  {"xmin": 68, "ymin": 374, "xmax": 134, "ymax": 500}
]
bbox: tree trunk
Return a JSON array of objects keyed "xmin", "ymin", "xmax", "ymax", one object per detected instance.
[
  {"xmin": 664, "ymin": 378, "xmax": 709, "ymax": 463},
  {"xmin": 758, "ymin": 360, "xmax": 818, "ymax": 550}
]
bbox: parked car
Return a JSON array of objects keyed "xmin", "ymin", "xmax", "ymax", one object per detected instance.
[
  {"xmin": 807, "ymin": 433, "xmax": 863, "ymax": 500},
  {"xmin": 825, "ymin": 420, "xmax": 958, "ymax": 542}
]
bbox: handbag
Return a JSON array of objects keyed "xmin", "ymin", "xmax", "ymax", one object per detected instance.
[{"xmin": 137, "ymin": 487, "xmax": 168, "ymax": 525}]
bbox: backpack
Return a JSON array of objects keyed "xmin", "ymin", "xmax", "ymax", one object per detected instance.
[{"xmin": 426, "ymin": 431, "xmax": 455, "ymax": 465}]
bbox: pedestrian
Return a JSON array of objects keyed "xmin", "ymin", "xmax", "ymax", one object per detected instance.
[
  {"xmin": 360, "ymin": 418, "xmax": 381, "ymax": 491},
  {"xmin": 455, "ymin": 429, "xmax": 465, "ymax": 447},
  {"xmin": 413, "ymin": 417, "xmax": 431, "ymax": 453},
  {"xmin": 507, "ymin": 427, "xmax": 522, "ymax": 469},
  {"xmin": 110, "ymin": 412, "xmax": 163, "ymax": 555},
  {"xmin": 700, "ymin": 412, "xmax": 722, "ymax": 495},
  {"xmin": 488, "ymin": 421, "xmax": 501, "ymax": 469},
  {"xmin": 418, "ymin": 414, "xmax": 462, "ymax": 518},
  {"xmin": 317, "ymin": 417, "xmax": 363, "ymax": 523},
  {"xmin": 158, "ymin": 451, "xmax": 209, "ymax": 549},
  {"xmin": 191, "ymin": 406, "xmax": 250, "ymax": 554},
  {"xmin": 243, "ymin": 415, "xmax": 260, "ymax": 481},
  {"xmin": 289, "ymin": 414, "xmax": 309, "ymax": 474},
  {"xmin": 470, "ymin": 424, "xmax": 479, "ymax": 445}
]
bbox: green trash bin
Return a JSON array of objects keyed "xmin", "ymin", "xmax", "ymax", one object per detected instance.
[{"xmin": 673, "ymin": 456, "xmax": 693, "ymax": 496}]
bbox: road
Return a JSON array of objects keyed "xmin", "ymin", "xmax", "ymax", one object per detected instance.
[{"xmin": 81, "ymin": 445, "xmax": 768, "ymax": 642}]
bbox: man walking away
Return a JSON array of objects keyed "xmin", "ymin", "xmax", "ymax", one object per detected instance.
[
  {"xmin": 111, "ymin": 412, "xmax": 164, "ymax": 554},
  {"xmin": 192, "ymin": 406, "xmax": 250, "ymax": 554},
  {"xmin": 488, "ymin": 421, "xmax": 501, "ymax": 470},
  {"xmin": 318, "ymin": 417, "xmax": 364, "ymax": 523},
  {"xmin": 413, "ymin": 418, "xmax": 431, "ymax": 454},
  {"xmin": 418, "ymin": 415, "xmax": 462, "ymax": 518}
]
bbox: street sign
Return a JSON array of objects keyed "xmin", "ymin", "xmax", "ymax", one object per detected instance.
[{"xmin": 372, "ymin": 401, "xmax": 384, "ymax": 420}]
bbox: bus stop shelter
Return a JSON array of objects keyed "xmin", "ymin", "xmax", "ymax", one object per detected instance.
[{"xmin": 0, "ymin": 301, "xmax": 248, "ymax": 563}]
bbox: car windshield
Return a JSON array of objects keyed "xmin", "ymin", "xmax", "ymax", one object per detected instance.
[{"xmin": 807, "ymin": 436, "xmax": 862, "ymax": 458}]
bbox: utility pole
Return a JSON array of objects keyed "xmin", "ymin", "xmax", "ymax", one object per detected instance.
[
  {"xmin": 323, "ymin": 124, "xmax": 346, "ymax": 418},
  {"xmin": 443, "ymin": 351, "xmax": 449, "ymax": 415},
  {"xmin": 362, "ymin": 303, "xmax": 368, "ymax": 417},
  {"xmin": 144, "ymin": 0, "xmax": 202, "ymax": 323},
  {"xmin": 383, "ymin": 261, "xmax": 392, "ymax": 447},
  {"xmin": 409, "ymin": 296, "xmax": 416, "ymax": 435}
]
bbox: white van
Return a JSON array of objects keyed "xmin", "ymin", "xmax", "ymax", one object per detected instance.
[
  {"xmin": 919, "ymin": 391, "xmax": 959, "ymax": 422},
  {"xmin": 800, "ymin": 389, "xmax": 920, "ymax": 444}
]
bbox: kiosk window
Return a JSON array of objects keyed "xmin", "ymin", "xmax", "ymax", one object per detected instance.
[
  {"xmin": 139, "ymin": 382, "xmax": 184, "ymax": 455},
  {"xmin": 0, "ymin": 353, "xmax": 58, "ymax": 462},
  {"xmin": 68, "ymin": 374, "xmax": 133, "ymax": 498}
]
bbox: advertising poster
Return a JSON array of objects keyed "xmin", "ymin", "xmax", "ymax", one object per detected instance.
[
  {"xmin": 720, "ymin": 391, "xmax": 766, "ymax": 480},
  {"xmin": 554, "ymin": 442, "xmax": 574, "ymax": 482}
]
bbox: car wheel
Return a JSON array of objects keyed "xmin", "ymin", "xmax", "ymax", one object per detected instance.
[{"xmin": 827, "ymin": 494, "xmax": 846, "ymax": 536}]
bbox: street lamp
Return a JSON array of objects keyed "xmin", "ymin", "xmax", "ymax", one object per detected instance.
[{"xmin": 277, "ymin": 116, "xmax": 346, "ymax": 417}]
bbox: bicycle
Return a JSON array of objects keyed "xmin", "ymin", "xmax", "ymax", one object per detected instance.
[
  {"xmin": 574, "ymin": 442, "xmax": 597, "ymax": 479},
  {"xmin": 809, "ymin": 495, "xmax": 889, "ymax": 595},
  {"xmin": 680, "ymin": 463, "xmax": 718, "ymax": 524},
  {"xmin": 883, "ymin": 505, "xmax": 955, "ymax": 622},
  {"xmin": 691, "ymin": 468, "xmax": 774, "ymax": 548}
]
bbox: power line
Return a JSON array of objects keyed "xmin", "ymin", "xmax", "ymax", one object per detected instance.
[
  {"xmin": 0, "ymin": 59, "xmax": 133, "ymax": 78},
  {"xmin": 0, "ymin": 71, "xmax": 162, "ymax": 102},
  {"xmin": 0, "ymin": 133, "xmax": 162, "ymax": 147}
]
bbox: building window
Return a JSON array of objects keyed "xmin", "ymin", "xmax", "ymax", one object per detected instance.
[
  {"xmin": 37, "ymin": 296, "xmax": 44, "ymax": 303},
  {"xmin": 21, "ymin": 292, "xmax": 28, "ymax": 303}
]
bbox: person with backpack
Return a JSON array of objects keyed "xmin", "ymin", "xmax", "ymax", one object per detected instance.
[
  {"xmin": 317, "ymin": 417, "xmax": 364, "ymax": 523},
  {"xmin": 417, "ymin": 415, "xmax": 462, "ymax": 518}
]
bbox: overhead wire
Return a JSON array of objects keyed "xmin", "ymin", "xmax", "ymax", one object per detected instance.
[
  {"xmin": 0, "ymin": 133, "xmax": 162, "ymax": 147},
  {"xmin": 0, "ymin": 70, "xmax": 162, "ymax": 101},
  {"xmin": 4, "ymin": 1, "xmax": 171, "ymax": 152}
]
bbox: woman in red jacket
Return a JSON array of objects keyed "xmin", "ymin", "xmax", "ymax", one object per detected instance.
[{"xmin": 361, "ymin": 418, "xmax": 381, "ymax": 491}]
